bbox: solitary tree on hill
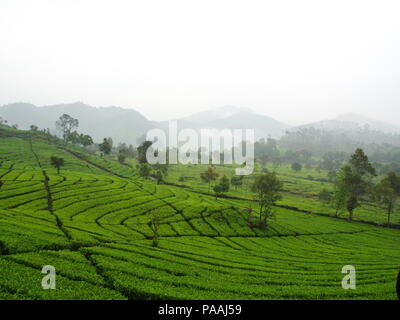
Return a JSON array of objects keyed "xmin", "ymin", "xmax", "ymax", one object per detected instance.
[
  {"xmin": 200, "ymin": 166, "xmax": 219, "ymax": 193},
  {"xmin": 56, "ymin": 114, "xmax": 79, "ymax": 143},
  {"xmin": 137, "ymin": 140, "xmax": 153, "ymax": 164},
  {"xmin": 335, "ymin": 148, "xmax": 376, "ymax": 222},
  {"xmin": 50, "ymin": 156, "xmax": 65, "ymax": 174},
  {"xmin": 251, "ymin": 172, "xmax": 283, "ymax": 227},
  {"xmin": 99, "ymin": 138, "xmax": 112, "ymax": 155},
  {"xmin": 291, "ymin": 162, "xmax": 302, "ymax": 172}
]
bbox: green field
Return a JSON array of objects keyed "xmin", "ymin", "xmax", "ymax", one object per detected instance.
[{"xmin": 0, "ymin": 129, "xmax": 399, "ymax": 300}]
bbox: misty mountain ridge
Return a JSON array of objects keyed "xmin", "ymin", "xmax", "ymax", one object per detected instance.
[
  {"xmin": 0, "ymin": 103, "xmax": 289, "ymax": 144},
  {"xmin": 1, "ymin": 102, "xmax": 399, "ymax": 146},
  {"xmin": 295, "ymin": 113, "xmax": 400, "ymax": 135}
]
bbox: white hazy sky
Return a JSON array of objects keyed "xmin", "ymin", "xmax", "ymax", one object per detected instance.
[{"xmin": 1, "ymin": 0, "xmax": 400, "ymax": 125}]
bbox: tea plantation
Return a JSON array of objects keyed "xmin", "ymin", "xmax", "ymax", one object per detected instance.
[{"xmin": 0, "ymin": 130, "xmax": 399, "ymax": 299}]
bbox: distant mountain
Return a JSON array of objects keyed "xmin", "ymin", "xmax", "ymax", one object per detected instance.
[
  {"xmin": 170, "ymin": 105, "xmax": 289, "ymax": 141},
  {"xmin": 10, "ymin": 103, "xmax": 397, "ymax": 147},
  {"xmin": 181, "ymin": 105, "xmax": 254, "ymax": 123},
  {"xmin": 336, "ymin": 113, "xmax": 400, "ymax": 134},
  {"xmin": 295, "ymin": 113, "xmax": 400, "ymax": 134},
  {"xmin": 0, "ymin": 102, "xmax": 154, "ymax": 145},
  {"xmin": 0, "ymin": 103, "xmax": 289, "ymax": 145}
]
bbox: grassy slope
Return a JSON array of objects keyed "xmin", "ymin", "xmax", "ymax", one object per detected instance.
[{"xmin": 0, "ymin": 130, "xmax": 399, "ymax": 299}]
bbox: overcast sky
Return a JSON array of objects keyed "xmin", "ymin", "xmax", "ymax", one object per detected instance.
[{"xmin": 1, "ymin": 0, "xmax": 399, "ymax": 125}]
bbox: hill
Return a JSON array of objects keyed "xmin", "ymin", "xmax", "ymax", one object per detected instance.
[
  {"xmin": 0, "ymin": 102, "xmax": 154, "ymax": 145},
  {"xmin": 0, "ymin": 126, "xmax": 399, "ymax": 299},
  {"xmin": 296, "ymin": 113, "xmax": 400, "ymax": 134},
  {"xmin": 178, "ymin": 105, "xmax": 289, "ymax": 140}
]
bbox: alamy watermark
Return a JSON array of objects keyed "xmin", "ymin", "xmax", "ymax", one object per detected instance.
[
  {"xmin": 145, "ymin": 121, "xmax": 255, "ymax": 175},
  {"xmin": 41, "ymin": 265, "xmax": 56, "ymax": 290},
  {"xmin": 341, "ymin": 265, "xmax": 356, "ymax": 290}
]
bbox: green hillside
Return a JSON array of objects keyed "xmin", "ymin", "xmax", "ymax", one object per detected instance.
[{"xmin": 0, "ymin": 128, "xmax": 399, "ymax": 300}]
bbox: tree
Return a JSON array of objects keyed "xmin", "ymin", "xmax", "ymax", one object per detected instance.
[
  {"xmin": 99, "ymin": 138, "xmax": 112, "ymax": 155},
  {"xmin": 56, "ymin": 114, "xmax": 79, "ymax": 142},
  {"xmin": 50, "ymin": 156, "xmax": 65, "ymax": 174},
  {"xmin": 291, "ymin": 162, "xmax": 302, "ymax": 172},
  {"xmin": 66, "ymin": 131, "xmax": 80, "ymax": 144},
  {"xmin": 251, "ymin": 172, "xmax": 283, "ymax": 226},
  {"xmin": 372, "ymin": 171, "xmax": 400, "ymax": 225},
  {"xmin": 137, "ymin": 141, "xmax": 153, "ymax": 164},
  {"xmin": 153, "ymin": 163, "xmax": 168, "ymax": 184},
  {"xmin": 80, "ymin": 134, "xmax": 93, "ymax": 147},
  {"xmin": 349, "ymin": 148, "xmax": 376, "ymax": 176},
  {"xmin": 30, "ymin": 125, "xmax": 38, "ymax": 131},
  {"xmin": 336, "ymin": 149, "xmax": 376, "ymax": 222},
  {"xmin": 231, "ymin": 176, "xmax": 243, "ymax": 191},
  {"xmin": 200, "ymin": 166, "xmax": 219, "ymax": 192},
  {"xmin": 213, "ymin": 175, "xmax": 230, "ymax": 198},
  {"xmin": 137, "ymin": 163, "xmax": 151, "ymax": 178}
]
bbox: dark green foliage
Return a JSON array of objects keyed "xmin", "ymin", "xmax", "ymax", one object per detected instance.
[
  {"xmin": 251, "ymin": 172, "xmax": 283, "ymax": 226},
  {"xmin": 137, "ymin": 140, "xmax": 153, "ymax": 164},
  {"xmin": 349, "ymin": 148, "xmax": 376, "ymax": 176},
  {"xmin": 372, "ymin": 171, "xmax": 400, "ymax": 225},
  {"xmin": 99, "ymin": 138, "xmax": 112, "ymax": 155},
  {"xmin": 56, "ymin": 114, "xmax": 79, "ymax": 142},
  {"xmin": 213, "ymin": 175, "xmax": 230, "ymax": 198},
  {"xmin": 137, "ymin": 163, "xmax": 151, "ymax": 178},
  {"xmin": 336, "ymin": 149, "xmax": 376, "ymax": 222},
  {"xmin": 230, "ymin": 176, "xmax": 243, "ymax": 190},
  {"xmin": 153, "ymin": 163, "xmax": 168, "ymax": 184},
  {"xmin": 50, "ymin": 156, "xmax": 65, "ymax": 174},
  {"xmin": 291, "ymin": 162, "xmax": 302, "ymax": 172},
  {"xmin": 200, "ymin": 166, "xmax": 219, "ymax": 192}
]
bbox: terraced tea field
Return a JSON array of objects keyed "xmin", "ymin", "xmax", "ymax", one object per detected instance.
[{"xmin": 0, "ymin": 131, "xmax": 399, "ymax": 299}]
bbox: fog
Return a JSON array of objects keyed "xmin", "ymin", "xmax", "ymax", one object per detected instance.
[{"xmin": 1, "ymin": 0, "xmax": 399, "ymax": 125}]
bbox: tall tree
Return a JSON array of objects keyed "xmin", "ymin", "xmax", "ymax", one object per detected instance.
[
  {"xmin": 213, "ymin": 175, "xmax": 230, "ymax": 198},
  {"xmin": 336, "ymin": 149, "xmax": 376, "ymax": 222},
  {"xmin": 137, "ymin": 163, "xmax": 151, "ymax": 178},
  {"xmin": 80, "ymin": 134, "xmax": 93, "ymax": 147},
  {"xmin": 50, "ymin": 156, "xmax": 65, "ymax": 174},
  {"xmin": 251, "ymin": 172, "xmax": 283, "ymax": 226},
  {"xmin": 99, "ymin": 138, "xmax": 112, "ymax": 155},
  {"xmin": 200, "ymin": 166, "xmax": 219, "ymax": 193},
  {"xmin": 153, "ymin": 163, "xmax": 169, "ymax": 184},
  {"xmin": 56, "ymin": 114, "xmax": 79, "ymax": 142},
  {"xmin": 372, "ymin": 171, "xmax": 400, "ymax": 225},
  {"xmin": 137, "ymin": 141, "xmax": 153, "ymax": 164}
]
